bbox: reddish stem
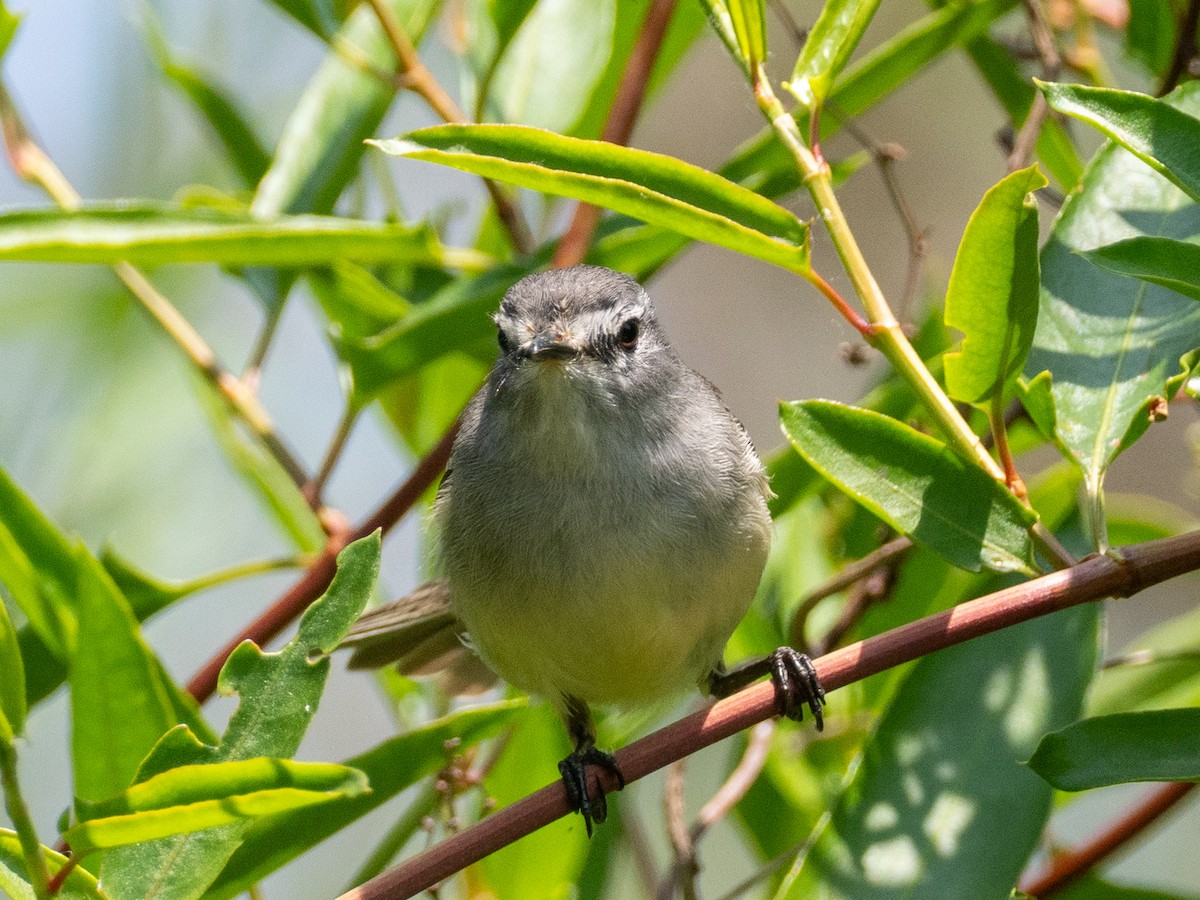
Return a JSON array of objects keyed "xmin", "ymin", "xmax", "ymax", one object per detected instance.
[
  {"xmin": 1021, "ymin": 781, "xmax": 1196, "ymax": 897},
  {"xmin": 552, "ymin": 0, "xmax": 677, "ymax": 269},
  {"xmin": 338, "ymin": 530, "xmax": 1200, "ymax": 900}
]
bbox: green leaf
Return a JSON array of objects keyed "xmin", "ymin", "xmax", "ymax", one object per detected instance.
[
  {"xmin": 786, "ymin": 0, "xmax": 882, "ymax": 111},
  {"xmin": 374, "ymin": 124, "xmax": 811, "ymax": 274},
  {"xmin": 206, "ymin": 700, "xmax": 524, "ymax": 899},
  {"xmin": 65, "ymin": 760, "xmax": 367, "ymax": 858},
  {"xmin": 1038, "ymin": 80, "xmax": 1200, "ymax": 203},
  {"xmin": 252, "ymin": 0, "xmax": 441, "ymax": 217},
  {"xmin": 0, "ymin": 596, "xmax": 24, "ymax": 742},
  {"xmin": 1025, "ymin": 81, "xmax": 1200, "ymax": 532},
  {"xmin": 1089, "ymin": 602, "xmax": 1200, "ymax": 718},
  {"xmin": 1085, "ymin": 236, "xmax": 1200, "ymax": 303},
  {"xmin": 142, "ymin": 14, "xmax": 271, "ymax": 188},
  {"xmin": 944, "ymin": 165, "xmax": 1047, "ymax": 404},
  {"xmin": 99, "ymin": 534, "xmax": 380, "ymax": 900},
  {"xmin": 0, "ymin": 0, "xmax": 19, "ymax": 60},
  {"xmin": 487, "ymin": 0, "xmax": 537, "ymax": 50},
  {"xmin": 725, "ymin": 0, "xmax": 767, "ymax": 70},
  {"xmin": 0, "ymin": 831, "xmax": 103, "ymax": 900},
  {"xmin": 265, "ymin": 0, "xmax": 344, "ymax": 39},
  {"xmin": 779, "ymin": 400, "xmax": 1036, "ymax": 573},
  {"xmin": 0, "ymin": 205, "xmax": 488, "ymax": 269},
  {"xmin": 1126, "ymin": 0, "xmax": 1176, "ymax": 75},
  {"xmin": 1027, "ymin": 709, "xmax": 1200, "ymax": 791},
  {"xmin": 699, "ymin": 0, "xmax": 751, "ymax": 76},
  {"xmin": 782, "ymin": 400, "xmax": 1036, "ymax": 571},
  {"xmin": 1058, "ymin": 874, "xmax": 1200, "ymax": 900},
  {"xmin": 778, "ymin": 601, "xmax": 1098, "ymax": 898}
]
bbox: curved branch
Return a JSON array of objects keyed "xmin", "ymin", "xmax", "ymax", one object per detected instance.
[{"xmin": 338, "ymin": 530, "xmax": 1200, "ymax": 900}]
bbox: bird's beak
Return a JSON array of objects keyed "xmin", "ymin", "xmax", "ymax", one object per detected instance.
[{"xmin": 522, "ymin": 335, "xmax": 579, "ymax": 362}]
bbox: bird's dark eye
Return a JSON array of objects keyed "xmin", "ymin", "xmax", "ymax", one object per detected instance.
[
  {"xmin": 617, "ymin": 318, "xmax": 640, "ymax": 350},
  {"xmin": 497, "ymin": 328, "xmax": 510, "ymax": 353}
]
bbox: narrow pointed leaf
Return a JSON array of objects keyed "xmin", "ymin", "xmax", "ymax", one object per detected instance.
[
  {"xmin": 0, "ymin": 206, "xmax": 487, "ymax": 269},
  {"xmin": 1025, "ymin": 82, "xmax": 1200, "ymax": 509},
  {"xmin": 726, "ymin": 0, "xmax": 767, "ymax": 69},
  {"xmin": 1027, "ymin": 709, "xmax": 1200, "ymax": 791},
  {"xmin": 787, "ymin": 0, "xmax": 882, "ymax": 111},
  {"xmin": 100, "ymin": 534, "xmax": 380, "ymax": 900},
  {"xmin": 779, "ymin": 400, "xmax": 1036, "ymax": 573},
  {"xmin": 0, "ymin": 1, "xmax": 19, "ymax": 60},
  {"xmin": 374, "ymin": 124, "xmax": 811, "ymax": 273},
  {"xmin": 699, "ymin": 0, "xmax": 751, "ymax": 76},
  {"xmin": 65, "ymin": 761, "xmax": 366, "ymax": 857},
  {"xmin": 0, "ymin": 597, "xmax": 23, "ymax": 741},
  {"xmin": 944, "ymin": 165, "xmax": 1046, "ymax": 404},
  {"xmin": 143, "ymin": 18, "xmax": 270, "ymax": 187},
  {"xmin": 1085, "ymin": 236, "xmax": 1200, "ymax": 303},
  {"xmin": 0, "ymin": 831, "xmax": 103, "ymax": 900},
  {"xmin": 264, "ymin": 0, "xmax": 343, "ymax": 39},
  {"xmin": 1038, "ymin": 80, "xmax": 1200, "ymax": 203},
  {"xmin": 252, "ymin": 0, "xmax": 440, "ymax": 216},
  {"xmin": 205, "ymin": 701, "xmax": 524, "ymax": 899}
]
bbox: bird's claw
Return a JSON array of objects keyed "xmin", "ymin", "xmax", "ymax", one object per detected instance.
[
  {"xmin": 769, "ymin": 647, "xmax": 826, "ymax": 731},
  {"xmin": 558, "ymin": 744, "xmax": 625, "ymax": 837}
]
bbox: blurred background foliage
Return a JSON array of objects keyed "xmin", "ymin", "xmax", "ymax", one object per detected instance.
[{"xmin": 0, "ymin": 0, "xmax": 1199, "ymax": 897}]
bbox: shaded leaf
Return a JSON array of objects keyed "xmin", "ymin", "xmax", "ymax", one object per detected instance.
[
  {"xmin": 1027, "ymin": 709, "xmax": 1200, "ymax": 790},
  {"xmin": 66, "ymin": 759, "xmax": 367, "ymax": 857},
  {"xmin": 1025, "ymin": 81, "xmax": 1200, "ymax": 535},
  {"xmin": 1089, "ymin": 602, "xmax": 1200, "ymax": 718},
  {"xmin": 143, "ymin": 15, "xmax": 270, "ymax": 187},
  {"xmin": 944, "ymin": 165, "xmax": 1046, "ymax": 404},
  {"xmin": 1038, "ymin": 80, "xmax": 1200, "ymax": 203},
  {"xmin": 252, "ymin": 0, "xmax": 441, "ymax": 217},
  {"xmin": 777, "ymin": 602, "xmax": 1098, "ymax": 898},
  {"xmin": 265, "ymin": 0, "xmax": 345, "ymax": 39},
  {"xmin": 787, "ymin": 0, "xmax": 882, "ymax": 111},
  {"xmin": 1058, "ymin": 874, "xmax": 1200, "ymax": 900},
  {"xmin": 206, "ymin": 700, "xmax": 524, "ymax": 899},
  {"xmin": 99, "ymin": 534, "xmax": 380, "ymax": 900},
  {"xmin": 0, "ymin": 205, "xmax": 487, "ymax": 269},
  {"xmin": 374, "ymin": 124, "xmax": 811, "ymax": 273},
  {"xmin": 0, "ymin": 831, "xmax": 102, "ymax": 900},
  {"xmin": 0, "ymin": 594, "xmax": 24, "ymax": 741},
  {"xmin": 779, "ymin": 400, "xmax": 1036, "ymax": 573},
  {"xmin": 1126, "ymin": 0, "xmax": 1176, "ymax": 75},
  {"xmin": 1085, "ymin": 236, "xmax": 1200, "ymax": 303},
  {"xmin": 725, "ymin": 0, "xmax": 768, "ymax": 69}
]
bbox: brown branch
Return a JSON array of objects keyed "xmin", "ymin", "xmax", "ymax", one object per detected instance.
[
  {"xmin": 364, "ymin": 0, "xmax": 533, "ymax": 255},
  {"xmin": 552, "ymin": 0, "xmax": 677, "ymax": 269},
  {"xmin": 337, "ymin": 529, "xmax": 1200, "ymax": 900},
  {"xmin": 1021, "ymin": 781, "xmax": 1196, "ymax": 897},
  {"xmin": 659, "ymin": 760, "xmax": 698, "ymax": 900},
  {"xmin": 185, "ymin": 420, "xmax": 460, "ymax": 703},
  {"xmin": 1159, "ymin": 0, "xmax": 1200, "ymax": 95},
  {"xmin": 1008, "ymin": 0, "xmax": 1063, "ymax": 173}
]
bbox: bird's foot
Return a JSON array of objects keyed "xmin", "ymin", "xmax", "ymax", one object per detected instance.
[
  {"xmin": 768, "ymin": 647, "xmax": 826, "ymax": 731},
  {"xmin": 558, "ymin": 743, "xmax": 625, "ymax": 837}
]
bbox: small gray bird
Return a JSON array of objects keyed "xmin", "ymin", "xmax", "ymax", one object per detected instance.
[{"xmin": 344, "ymin": 266, "xmax": 824, "ymax": 833}]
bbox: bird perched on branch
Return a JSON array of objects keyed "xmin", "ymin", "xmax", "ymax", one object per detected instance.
[{"xmin": 343, "ymin": 265, "xmax": 824, "ymax": 834}]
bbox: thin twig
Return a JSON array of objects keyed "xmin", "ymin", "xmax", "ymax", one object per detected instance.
[
  {"xmin": 186, "ymin": 419, "xmax": 460, "ymax": 703},
  {"xmin": 659, "ymin": 760, "xmax": 698, "ymax": 900},
  {"xmin": 692, "ymin": 720, "xmax": 774, "ymax": 839},
  {"xmin": 305, "ymin": 403, "xmax": 363, "ymax": 507},
  {"xmin": 1, "ymin": 743, "xmax": 51, "ymax": 898},
  {"xmin": 1159, "ymin": 0, "xmax": 1200, "ymax": 95},
  {"xmin": 364, "ymin": 0, "xmax": 533, "ymax": 255},
  {"xmin": 1008, "ymin": 0, "xmax": 1063, "ymax": 173},
  {"xmin": 338, "ymin": 529, "xmax": 1200, "ymax": 900},
  {"xmin": 621, "ymin": 804, "xmax": 664, "ymax": 898},
  {"xmin": 0, "ymin": 84, "xmax": 312, "ymax": 494},
  {"xmin": 1021, "ymin": 781, "xmax": 1196, "ymax": 897},
  {"xmin": 552, "ymin": 0, "xmax": 677, "ymax": 268}
]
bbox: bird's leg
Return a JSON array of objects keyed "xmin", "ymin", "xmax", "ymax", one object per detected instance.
[
  {"xmin": 557, "ymin": 696, "xmax": 625, "ymax": 837},
  {"xmin": 707, "ymin": 648, "xmax": 826, "ymax": 731}
]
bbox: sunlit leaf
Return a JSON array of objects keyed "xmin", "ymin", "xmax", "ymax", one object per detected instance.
[
  {"xmin": 0, "ymin": 598, "xmax": 23, "ymax": 741},
  {"xmin": 1027, "ymin": 709, "xmax": 1200, "ymax": 790},
  {"xmin": 206, "ymin": 700, "xmax": 524, "ymax": 899},
  {"xmin": 787, "ymin": 0, "xmax": 882, "ymax": 111},
  {"xmin": 777, "ymin": 602, "xmax": 1098, "ymax": 898},
  {"xmin": 0, "ymin": 0, "xmax": 19, "ymax": 60},
  {"xmin": 99, "ymin": 535, "xmax": 380, "ymax": 899},
  {"xmin": 0, "ymin": 831, "xmax": 102, "ymax": 900},
  {"xmin": 65, "ymin": 759, "xmax": 367, "ymax": 858},
  {"xmin": 1084, "ymin": 236, "xmax": 1200, "ymax": 303},
  {"xmin": 944, "ymin": 165, "xmax": 1046, "ymax": 404},
  {"xmin": 725, "ymin": 0, "xmax": 767, "ymax": 69},
  {"xmin": 1038, "ymin": 80, "xmax": 1200, "ymax": 203},
  {"xmin": 374, "ymin": 124, "xmax": 811, "ymax": 274},
  {"xmin": 0, "ymin": 206, "xmax": 488, "ymax": 269},
  {"xmin": 779, "ymin": 400, "xmax": 1037, "ymax": 573}
]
